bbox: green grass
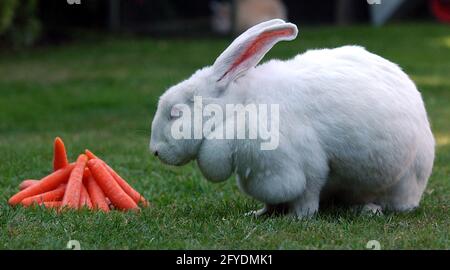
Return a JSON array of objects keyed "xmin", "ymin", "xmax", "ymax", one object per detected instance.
[{"xmin": 0, "ymin": 23, "xmax": 449, "ymax": 250}]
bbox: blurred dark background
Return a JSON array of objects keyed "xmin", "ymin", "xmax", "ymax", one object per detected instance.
[{"xmin": 0, "ymin": 0, "xmax": 449, "ymax": 47}]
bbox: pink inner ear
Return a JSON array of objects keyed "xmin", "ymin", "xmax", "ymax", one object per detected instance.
[{"xmin": 218, "ymin": 28, "xmax": 294, "ymax": 81}]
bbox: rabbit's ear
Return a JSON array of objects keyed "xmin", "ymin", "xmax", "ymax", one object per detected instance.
[{"xmin": 213, "ymin": 20, "xmax": 298, "ymax": 87}]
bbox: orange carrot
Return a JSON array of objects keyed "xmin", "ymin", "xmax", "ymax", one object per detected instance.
[
  {"xmin": 105, "ymin": 197, "xmax": 113, "ymax": 209},
  {"xmin": 83, "ymin": 167, "xmax": 90, "ymax": 179},
  {"xmin": 61, "ymin": 154, "xmax": 88, "ymax": 209},
  {"xmin": 41, "ymin": 201, "xmax": 62, "ymax": 208},
  {"xmin": 53, "ymin": 137, "xmax": 69, "ymax": 171},
  {"xmin": 8, "ymin": 163, "xmax": 75, "ymax": 205},
  {"xmin": 87, "ymin": 159, "xmax": 139, "ymax": 211},
  {"xmin": 79, "ymin": 184, "xmax": 93, "ymax": 209},
  {"xmin": 86, "ymin": 175, "xmax": 109, "ymax": 212},
  {"xmin": 18, "ymin": 179, "xmax": 40, "ymax": 191},
  {"xmin": 85, "ymin": 149, "xmax": 149, "ymax": 207},
  {"xmin": 105, "ymin": 165, "xmax": 149, "ymax": 207},
  {"xmin": 21, "ymin": 184, "xmax": 66, "ymax": 206},
  {"xmin": 85, "ymin": 149, "xmax": 98, "ymax": 160}
]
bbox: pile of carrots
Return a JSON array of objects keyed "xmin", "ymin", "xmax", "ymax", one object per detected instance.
[{"xmin": 8, "ymin": 137, "xmax": 148, "ymax": 212}]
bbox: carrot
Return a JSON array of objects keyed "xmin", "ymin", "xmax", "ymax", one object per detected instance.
[
  {"xmin": 105, "ymin": 165, "xmax": 149, "ymax": 207},
  {"xmin": 85, "ymin": 174, "xmax": 109, "ymax": 212},
  {"xmin": 87, "ymin": 159, "xmax": 139, "ymax": 211},
  {"xmin": 21, "ymin": 184, "xmax": 66, "ymax": 206},
  {"xmin": 85, "ymin": 149, "xmax": 149, "ymax": 207},
  {"xmin": 83, "ymin": 167, "xmax": 90, "ymax": 179},
  {"xmin": 85, "ymin": 149, "xmax": 98, "ymax": 160},
  {"xmin": 18, "ymin": 179, "xmax": 40, "ymax": 191},
  {"xmin": 53, "ymin": 137, "xmax": 69, "ymax": 171},
  {"xmin": 41, "ymin": 201, "xmax": 62, "ymax": 208},
  {"xmin": 61, "ymin": 154, "xmax": 88, "ymax": 209},
  {"xmin": 8, "ymin": 163, "xmax": 75, "ymax": 205},
  {"xmin": 105, "ymin": 197, "xmax": 113, "ymax": 209},
  {"xmin": 79, "ymin": 184, "xmax": 93, "ymax": 209}
]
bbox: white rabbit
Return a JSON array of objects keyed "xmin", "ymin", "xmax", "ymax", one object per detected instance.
[{"xmin": 150, "ymin": 19, "xmax": 435, "ymax": 218}]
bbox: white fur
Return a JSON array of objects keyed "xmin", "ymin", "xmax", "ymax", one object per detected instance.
[{"xmin": 150, "ymin": 20, "xmax": 435, "ymax": 218}]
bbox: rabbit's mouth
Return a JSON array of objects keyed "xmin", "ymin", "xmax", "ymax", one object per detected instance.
[{"xmin": 155, "ymin": 150, "xmax": 192, "ymax": 167}]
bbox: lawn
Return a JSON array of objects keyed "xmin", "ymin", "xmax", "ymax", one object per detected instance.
[{"xmin": 0, "ymin": 23, "xmax": 449, "ymax": 250}]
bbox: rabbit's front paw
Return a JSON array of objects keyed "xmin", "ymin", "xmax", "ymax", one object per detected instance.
[
  {"xmin": 245, "ymin": 203, "xmax": 290, "ymax": 218},
  {"xmin": 245, "ymin": 207, "xmax": 268, "ymax": 217},
  {"xmin": 292, "ymin": 193, "xmax": 320, "ymax": 219},
  {"xmin": 361, "ymin": 203, "xmax": 383, "ymax": 216},
  {"xmin": 292, "ymin": 206, "xmax": 318, "ymax": 219},
  {"xmin": 350, "ymin": 203, "xmax": 383, "ymax": 216}
]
